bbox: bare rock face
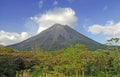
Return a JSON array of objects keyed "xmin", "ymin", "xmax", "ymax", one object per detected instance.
[{"xmin": 7, "ymin": 24, "xmax": 104, "ymax": 51}]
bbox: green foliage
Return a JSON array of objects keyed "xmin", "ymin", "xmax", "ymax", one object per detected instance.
[
  {"xmin": 14, "ymin": 57, "xmax": 26, "ymax": 71},
  {"xmin": 0, "ymin": 43, "xmax": 120, "ymax": 77},
  {"xmin": 0, "ymin": 46, "xmax": 14, "ymax": 53},
  {"xmin": 31, "ymin": 71, "xmax": 40, "ymax": 77}
]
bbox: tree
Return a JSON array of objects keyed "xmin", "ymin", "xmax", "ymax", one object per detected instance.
[
  {"xmin": 14, "ymin": 57, "xmax": 26, "ymax": 71},
  {"xmin": 107, "ymin": 37, "xmax": 120, "ymax": 68}
]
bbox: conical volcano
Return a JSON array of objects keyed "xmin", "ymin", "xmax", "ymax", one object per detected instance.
[{"xmin": 7, "ymin": 24, "xmax": 104, "ymax": 51}]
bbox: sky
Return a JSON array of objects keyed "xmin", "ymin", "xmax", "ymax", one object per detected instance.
[{"xmin": 0, "ymin": 0, "xmax": 120, "ymax": 45}]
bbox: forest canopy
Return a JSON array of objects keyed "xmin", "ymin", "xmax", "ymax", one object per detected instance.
[{"xmin": 0, "ymin": 41, "xmax": 120, "ymax": 77}]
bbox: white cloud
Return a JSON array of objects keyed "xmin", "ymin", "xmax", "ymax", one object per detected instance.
[
  {"xmin": 31, "ymin": 7, "xmax": 77, "ymax": 33},
  {"xmin": 38, "ymin": 0, "xmax": 43, "ymax": 8},
  {"xmin": 53, "ymin": 0, "xmax": 58, "ymax": 6},
  {"xmin": 0, "ymin": 30, "xmax": 29, "ymax": 46},
  {"xmin": 88, "ymin": 21, "xmax": 120, "ymax": 36}
]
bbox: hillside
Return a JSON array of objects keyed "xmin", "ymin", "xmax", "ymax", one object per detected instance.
[{"xmin": 7, "ymin": 24, "xmax": 105, "ymax": 51}]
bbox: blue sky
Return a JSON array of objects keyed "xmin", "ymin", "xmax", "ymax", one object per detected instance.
[{"xmin": 0, "ymin": 0, "xmax": 120, "ymax": 45}]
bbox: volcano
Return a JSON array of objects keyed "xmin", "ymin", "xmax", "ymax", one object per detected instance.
[{"xmin": 7, "ymin": 24, "xmax": 104, "ymax": 51}]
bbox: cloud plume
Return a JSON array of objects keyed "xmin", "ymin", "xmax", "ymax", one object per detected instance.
[
  {"xmin": 0, "ymin": 30, "xmax": 29, "ymax": 46},
  {"xmin": 88, "ymin": 21, "xmax": 120, "ymax": 36},
  {"xmin": 31, "ymin": 7, "xmax": 77, "ymax": 33}
]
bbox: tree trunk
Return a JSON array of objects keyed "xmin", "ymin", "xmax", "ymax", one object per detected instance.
[
  {"xmin": 41, "ymin": 69, "xmax": 44, "ymax": 77},
  {"xmin": 75, "ymin": 69, "xmax": 79, "ymax": 77},
  {"xmin": 105, "ymin": 72, "xmax": 109, "ymax": 77},
  {"xmin": 16, "ymin": 71, "xmax": 19, "ymax": 77},
  {"xmin": 82, "ymin": 70, "xmax": 84, "ymax": 77},
  {"xmin": 65, "ymin": 69, "xmax": 69, "ymax": 77},
  {"xmin": 105, "ymin": 68, "xmax": 109, "ymax": 77}
]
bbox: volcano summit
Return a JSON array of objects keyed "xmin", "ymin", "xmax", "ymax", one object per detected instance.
[{"xmin": 8, "ymin": 24, "xmax": 104, "ymax": 51}]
